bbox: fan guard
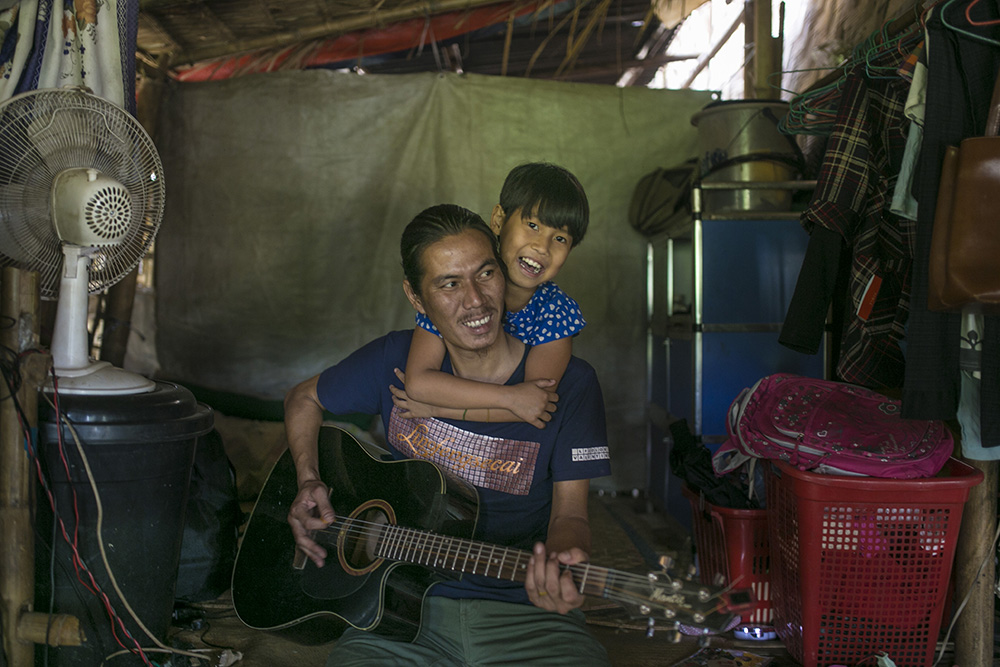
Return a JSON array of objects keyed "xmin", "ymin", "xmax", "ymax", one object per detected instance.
[{"xmin": 0, "ymin": 87, "xmax": 164, "ymax": 299}]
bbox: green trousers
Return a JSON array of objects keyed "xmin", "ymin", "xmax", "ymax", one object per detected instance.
[{"xmin": 325, "ymin": 596, "xmax": 612, "ymax": 666}]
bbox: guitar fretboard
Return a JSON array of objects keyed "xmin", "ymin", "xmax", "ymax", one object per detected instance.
[{"xmin": 374, "ymin": 523, "xmax": 611, "ymax": 598}]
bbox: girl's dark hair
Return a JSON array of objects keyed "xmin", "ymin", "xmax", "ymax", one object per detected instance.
[
  {"xmin": 498, "ymin": 163, "xmax": 589, "ymax": 246},
  {"xmin": 400, "ymin": 204, "xmax": 501, "ymax": 298}
]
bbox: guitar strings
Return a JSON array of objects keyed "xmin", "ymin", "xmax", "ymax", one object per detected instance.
[{"xmin": 307, "ymin": 515, "xmax": 739, "ymax": 619}]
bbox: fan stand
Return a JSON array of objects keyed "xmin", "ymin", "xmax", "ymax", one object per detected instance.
[{"xmin": 46, "ymin": 245, "xmax": 155, "ymax": 395}]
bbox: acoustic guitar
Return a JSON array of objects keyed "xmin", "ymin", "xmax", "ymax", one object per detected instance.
[{"xmin": 231, "ymin": 425, "xmax": 753, "ymax": 644}]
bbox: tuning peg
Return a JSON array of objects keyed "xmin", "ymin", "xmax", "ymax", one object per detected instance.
[
  {"xmin": 697, "ymin": 632, "xmax": 712, "ymax": 648},
  {"xmin": 657, "ymin": 554, "xmax": 674, "ymax": 572},
  {"xmin": 645, "ymin": 617, "xmax": 655, "ymax": 638},
  {"xmin": 712, "ymin": 572, "xmax": 726, "ymax": 587},
  {"xmin": 666, "ymin": 622, "xmax": 683, "ymax": 644}
]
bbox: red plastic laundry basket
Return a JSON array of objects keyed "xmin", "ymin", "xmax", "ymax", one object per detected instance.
[
  {"xmin": 765, "ymin": 458, "xmax": 982, "ymax": 667},
  {"xmin": 682, "ymin": 484, "xmax": 773, "ymax": 632}
]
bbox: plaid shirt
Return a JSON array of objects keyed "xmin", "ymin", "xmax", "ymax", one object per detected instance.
[{"xmin": 799, "ymin": 59, "xmax": 911, "ymax": 388}]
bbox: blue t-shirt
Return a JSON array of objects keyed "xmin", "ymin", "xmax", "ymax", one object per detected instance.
[
  {"xmin": 415, "ymin": 281, "xmax": 585, "ymax": 345},
  {"xmin": 315, "ymin": 330, "xmax": 611, "ymax": 604}
]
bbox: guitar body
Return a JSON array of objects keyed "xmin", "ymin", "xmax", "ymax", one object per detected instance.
[{"xmin": 232, "ymin": 426, "xmax": 479, "ymax": 643}]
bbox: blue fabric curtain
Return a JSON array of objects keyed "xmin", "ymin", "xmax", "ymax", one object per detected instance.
[{"xmin": 0, "ymin": 0, "xmax": 137, "ymax": 112}]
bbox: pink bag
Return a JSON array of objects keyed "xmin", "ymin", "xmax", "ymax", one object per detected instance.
[{"xmin": 712, "ymin": 374, "xmax": 954, "ymax": 478}]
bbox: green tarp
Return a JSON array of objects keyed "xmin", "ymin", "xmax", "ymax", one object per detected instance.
[{"xmin": 154, "ymin": 69, "xmax": 712, "ymax": 489}]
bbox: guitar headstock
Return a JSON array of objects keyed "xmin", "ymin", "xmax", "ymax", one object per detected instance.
[{"xmin": 609, "ymin": 555, "xmax": 756, "ymax": 643}]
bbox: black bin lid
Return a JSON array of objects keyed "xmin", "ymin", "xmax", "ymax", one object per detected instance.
[{"xmin": 39, "ymin": 381, "xmax": 215, "ymax": 444}]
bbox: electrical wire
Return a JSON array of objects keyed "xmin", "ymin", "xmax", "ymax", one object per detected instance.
[
  {"xmin": 45, "ymin": 489, "xmax": 57, "ymax": 667},
  {"xmin": 100, "ymin": 646, "xmax": 237, "ymax": 667},
  {"xmin": 45, "ymin": 374, "xmax": 147, "ymax": 660},
  {"xmin": 0, "ymin": 344, "xmax": 138, "ymax": 660},
  {"xmin": 0, "ymin": 332, "xmax": 226, "ymax": 666},
  {"xmin": 40, "ymin": 389, "xmax": 213, "ymax": 665}
]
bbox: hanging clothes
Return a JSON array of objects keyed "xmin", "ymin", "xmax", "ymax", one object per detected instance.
[
  {"xmin": 890, "ymin": 41, "xmax": 928, "ymax": 221},
  {"xmin": 902, "ymin": 0, "xmax": 1000, "ymax": 450},
  {"xmin": 780, "ymin": 46, "xmax": 912, "ymax": 390}
]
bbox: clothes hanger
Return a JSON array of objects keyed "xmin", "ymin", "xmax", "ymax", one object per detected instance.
[
  {"xmin": 965, "ymin": 0, "xmax": 1000, "ymax": 26},
  {"xmin": 779, "ymin": 71, "xmax": 844, "ymax": 135},
  {"xmin": 940, "ymin": 0, "xmax": 1000, "ymax": 49},
  {"xmin": 777, "ymin": 11, "xmax": 921, "ymax": 133}
]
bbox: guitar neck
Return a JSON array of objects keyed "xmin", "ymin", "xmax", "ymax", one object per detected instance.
[{"xmin": 375, "ymin": 523, "xmax": 613, "ymax": 599}]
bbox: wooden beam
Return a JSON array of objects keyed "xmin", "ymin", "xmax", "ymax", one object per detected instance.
[
  {"xmin": 954, "ymin": 459, "xmax": 998, "ymax": 667},
  {"xmin": 313, "ymin": 0, "xmax": 337, "ymax": 24},
  {"xmin": 650, "ymin": 0, "xmax": 710, "ymax": 30},
  {"xmin": 197, "ymin": 2, "xmax": 239, "ymax": 43},
  {"xmin": 575, "ymin": 53, "xmax": 696, "ymax": 84},
  {"xmin": 681, "ymin": 4, "xmax": 743, "ymax": 89},
  {"xmin": 138, "ymin": 11, "xmax": 185, "ymax": 54},
  {"xmin": 253, "ymin": 0, "xmax": 283, "ymax": 31},
  {"xmin": 169, "ymin": 0, "xmax": 527, "ymax": 66},
  {"xmin": 17, "ymin": 613, "xmax": 85, "ymax": 647}
]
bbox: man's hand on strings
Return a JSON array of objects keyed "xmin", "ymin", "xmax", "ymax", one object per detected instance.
[{"xmin": 287, "ymin": 479, "xmax": 336, "ymax": 568}]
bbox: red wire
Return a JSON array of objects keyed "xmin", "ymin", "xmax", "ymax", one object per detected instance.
[
  {"xmin": 43, "ymin": 373, "xmax": 154, "ymax": 666},
  {"xmin": 7, "ymin": 352, "xmax": 150, "ymax": 663},
  {"xmin": 966, "ymin": 0, "xmax": 1000, "ymax": 26}
]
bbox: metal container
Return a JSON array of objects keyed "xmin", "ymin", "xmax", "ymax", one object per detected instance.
[{"xmin": 691, "ymin": 100, "xmax": 802, "ymax": 213}]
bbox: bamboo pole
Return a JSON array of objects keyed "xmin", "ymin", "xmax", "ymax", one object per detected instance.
[
  {"xmin": 17, "ymin": 612, "xmax": 84, "ymax": 647},
  {"xmin": 100, "ymin": 74, "xmax": 165, "ymax": 368},
  {"xmin": 0, "ymin": 270, "xmax": 79, "ymax": 666},
  {"xmin": 0, "ymin": 268, "xmax": 40, "ymax": 666},
  {"xmin": 745, "ymin": 0, "xmax": 777, "ymax": 100},
  {"xmin": 953, "ymin": 458, "xmax": 998, "ymax": 667},
  {"xmin": 98, "ymin": 270, "xmax": 138, "ymax": 368}
]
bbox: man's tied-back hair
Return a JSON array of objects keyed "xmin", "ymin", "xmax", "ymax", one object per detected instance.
[{"xmin": 400, "ymin": 204, "xmax": 502, "ymax": 298}]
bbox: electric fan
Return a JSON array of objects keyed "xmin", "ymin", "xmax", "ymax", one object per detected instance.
[{"xmin": 0, "ymin": 86, "xmax": 165, "ymax": 395}]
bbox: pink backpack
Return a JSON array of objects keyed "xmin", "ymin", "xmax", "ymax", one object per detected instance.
[{"xmin": 712, "ymin": 373, "xmax": 954, "ymax": 478}]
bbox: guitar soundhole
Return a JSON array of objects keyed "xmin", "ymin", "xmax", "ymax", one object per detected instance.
[{"xmin": 338, "ymin": 499, "xmax": 396, "ymax": 576}]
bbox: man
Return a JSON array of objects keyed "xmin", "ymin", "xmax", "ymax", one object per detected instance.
[{"xmin": 284, "ymin": 204, "xmax": 612, "ymax": 665}]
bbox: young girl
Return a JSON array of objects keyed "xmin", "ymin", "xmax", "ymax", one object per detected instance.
[{"xmin": 392, "ymin": 163, "xmax": 589, "ymax": 428}]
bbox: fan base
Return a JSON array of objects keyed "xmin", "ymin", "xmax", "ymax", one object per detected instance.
[{"xmin": 45, "ymin": 360, "xmax": 156, "ymax": 396}]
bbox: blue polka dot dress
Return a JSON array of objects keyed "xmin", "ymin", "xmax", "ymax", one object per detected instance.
[{"xmin": 415, "ymin": 281, "xmax": 586, "ymax": 344}]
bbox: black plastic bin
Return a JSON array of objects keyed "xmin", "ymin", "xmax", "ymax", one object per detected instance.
[{"xmin": 34, "ymin": 381, "xmax": 214, "ymax": 667}]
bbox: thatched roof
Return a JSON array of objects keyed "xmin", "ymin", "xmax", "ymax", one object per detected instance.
[{"xmin": 137, "ymin": 0, "xmax": 701, "ymax": 85}]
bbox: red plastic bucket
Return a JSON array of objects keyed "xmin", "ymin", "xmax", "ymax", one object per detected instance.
[{"xmin": 682, "ymin": 484, "xmax": 773, "ymax": 632}]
